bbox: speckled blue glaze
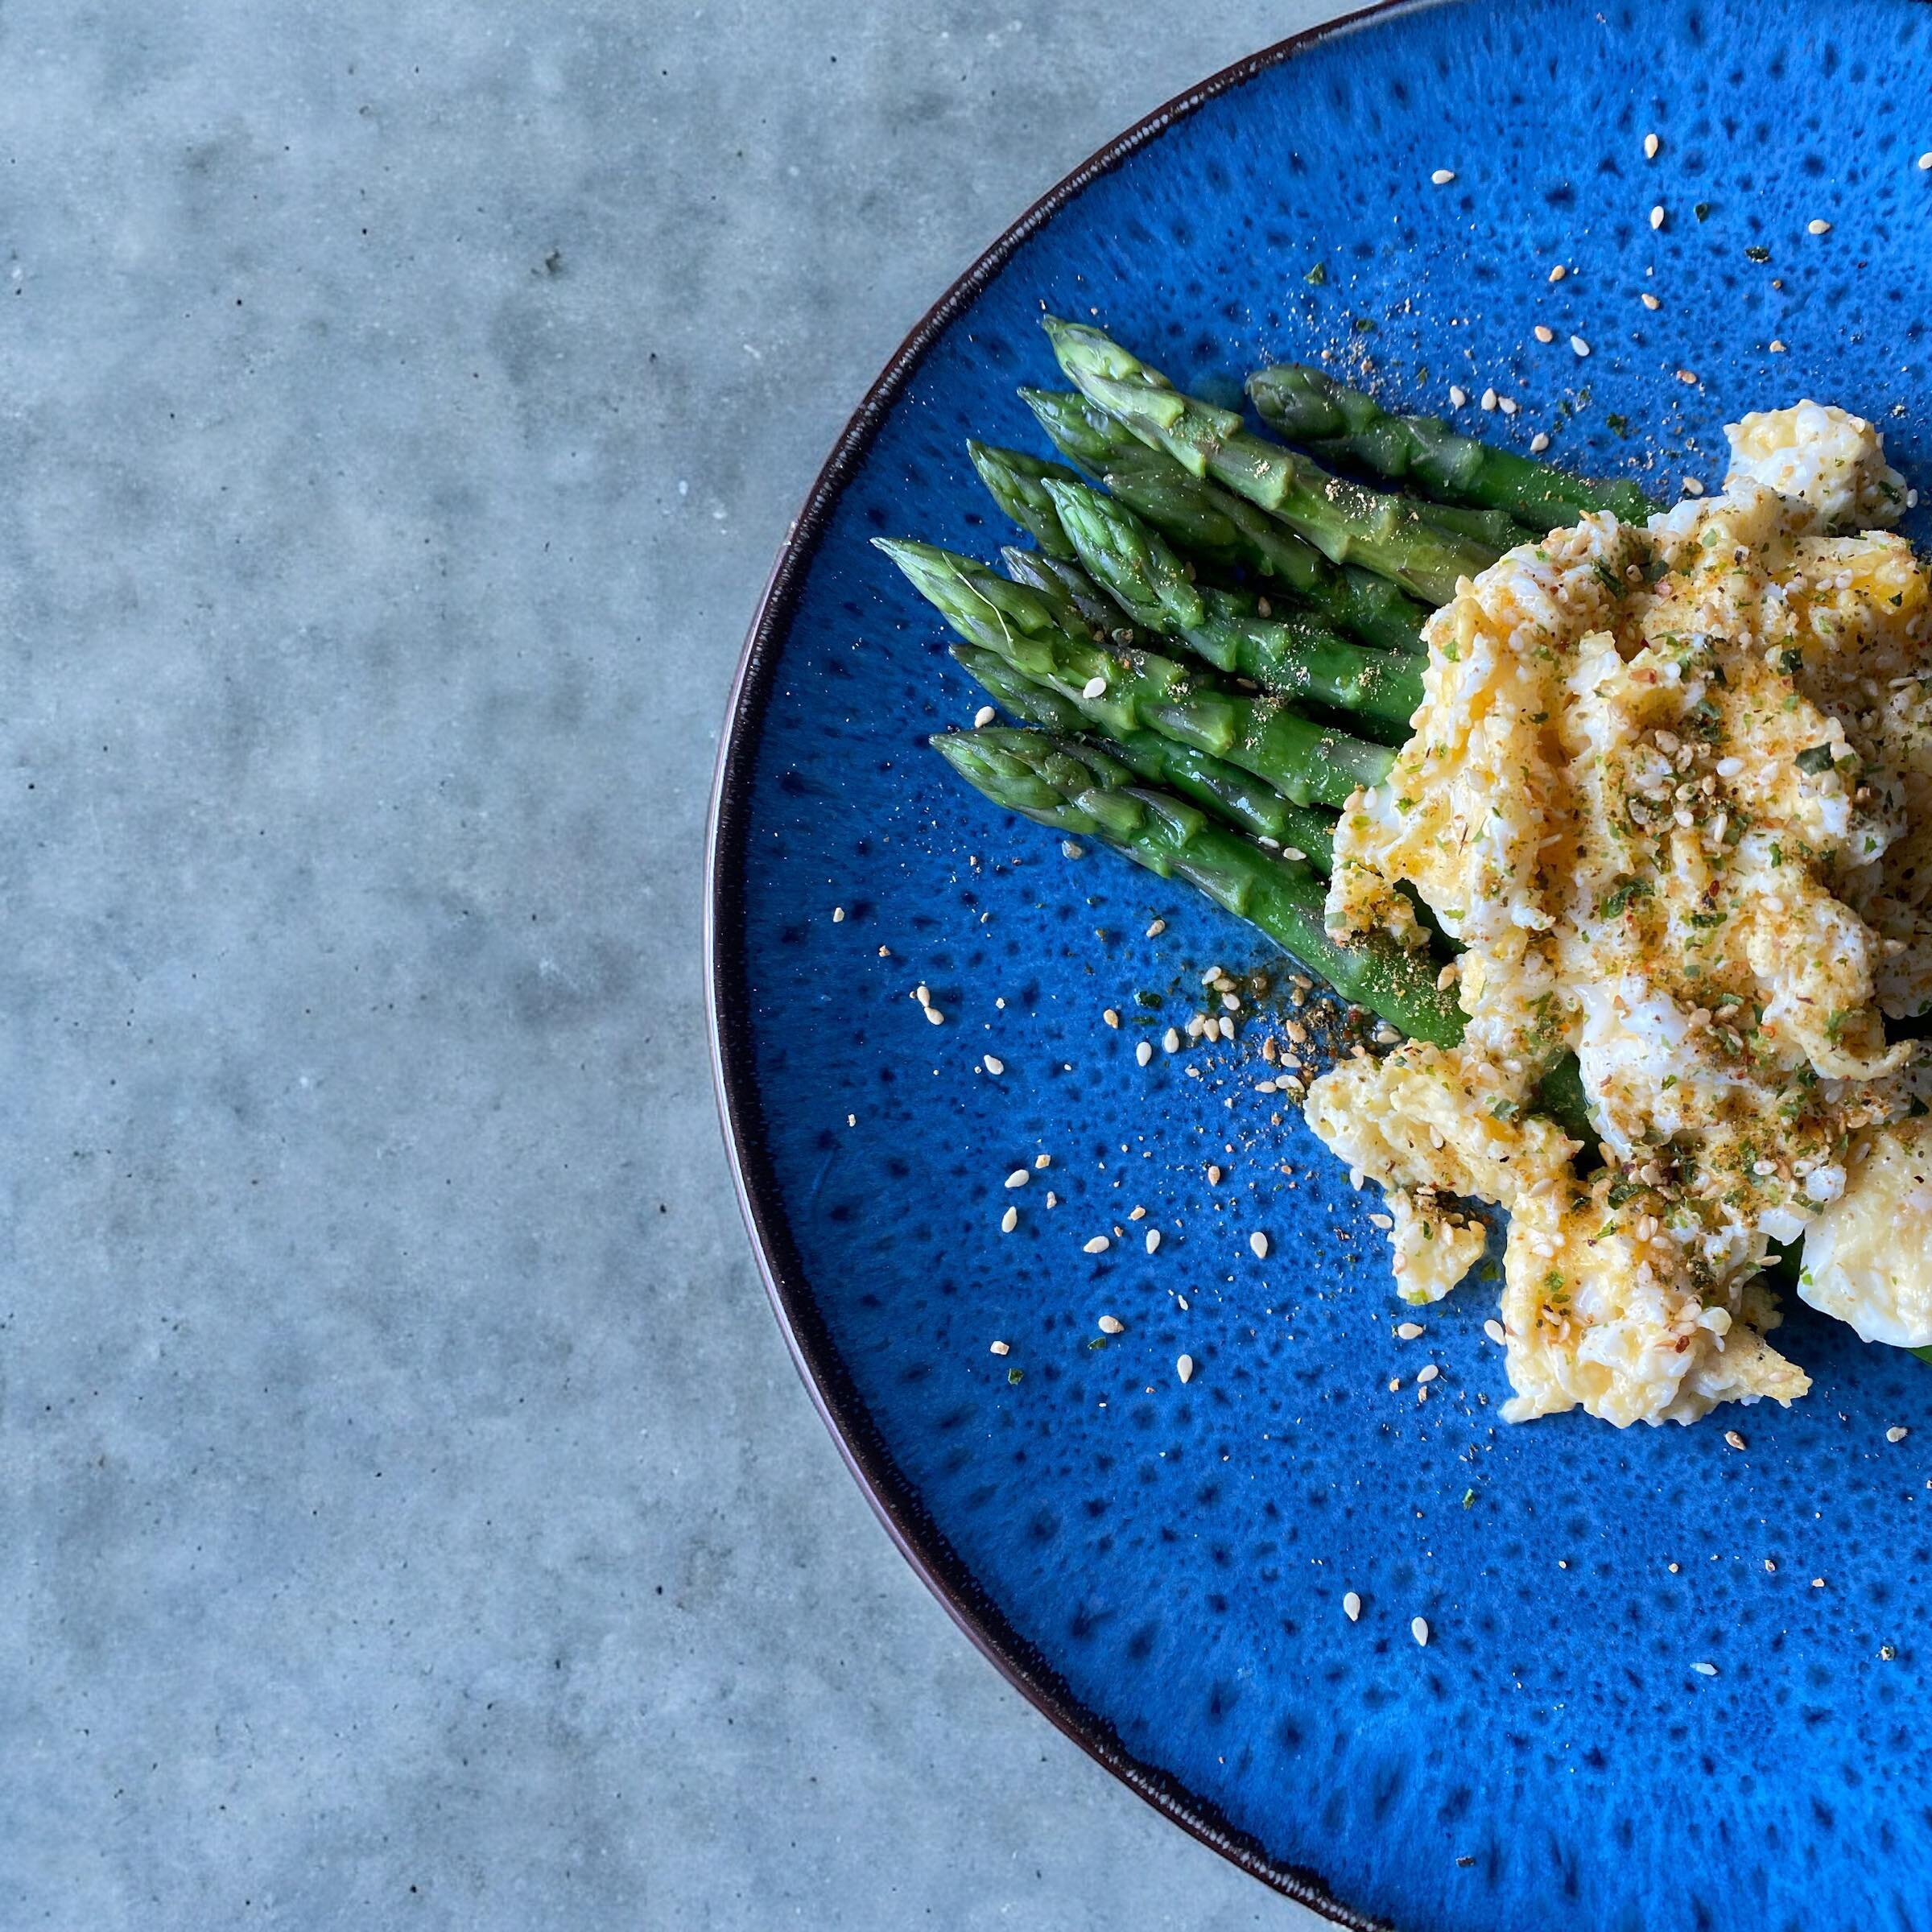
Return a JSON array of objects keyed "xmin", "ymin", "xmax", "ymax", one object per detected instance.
[{"xmin": 712, "ymin": 3, "xmax": 1932, "ymax": 1926}]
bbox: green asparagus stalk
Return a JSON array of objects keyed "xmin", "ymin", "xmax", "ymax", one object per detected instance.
[
  {"xmin": 933, "ymin": 728, "xmax": 1462, "ymax": 1046},
  {"xmin": 1042, "ymin": 317, "xmax": 1498, "ymax": 605},
  {"xmin": 1043, "ymin": 478, "xmax": 1423, "ymax": 734},
  {"xmin": 1408, "ymin": 497, "xmax": 1542, "ymax": 551},
  {"xmin": 997, "ymin": 547, "xmax": 1122, "ymax": 639},
  {"xmin": 1021, "ymin": 386, "xmax": 1431, "ymax": 656},
  {"xmin": 877, "ymin": 538, "xmax": 1393, "ymax": 810},
  {"xmin": 966, "ymin": 441, "xmax": 1083, "ymax": 559},
  {"xmin": 950, "ymin": 643, "xmax": 1335, "ymax": 865},
  {"xmin": 1247, "ymin": 364, "xmax": 1662, "ymax": 528}
]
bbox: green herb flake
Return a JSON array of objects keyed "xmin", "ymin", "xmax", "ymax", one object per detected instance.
[{"xmin": 1306, "ymin": 261, "xmax": 1327, "ymax": 286}]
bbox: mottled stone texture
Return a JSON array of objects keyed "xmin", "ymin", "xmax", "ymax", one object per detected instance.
[{"xmin": 0, "ymin": 2, "xmax": 1331, "ymax": 1926}]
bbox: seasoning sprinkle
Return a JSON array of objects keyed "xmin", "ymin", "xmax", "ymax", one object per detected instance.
[
  {"xmin": 1888, "ymin": 1425, "xmax": 1909, "ymax": 1444},
  {"xmin": 1411, "ymin": 1616, "xmax": 1430, "ymax": 1648},
  {"xmin": 1034, "ymin": 1153, "xmax": 1051, "ymax": 1169},
  {"xmin": 989, "ymin": 1340, "xmax": 1009, "ymax": 1356},
  {"xmin": 1176, "ymin": 1354, "xmax": 1195, "ymax": 1384},
  {"xmin": 1000, "ymin": 1206, "xmax": 1018, "ymax": 1233},
  {"xmin": 1249, "ymin": 1231, "xmax": 1270, "ymax": 1260},
  {"xmin": 1083, "ymin": 1236, "xmax": 1110, "ymax": 1255},
  {"xmin": 832, "ymin": 906, "xmax": 846, "ymax": 923},
  {"xmin": 1724, "ymin": 1430, "xmax": 1746, "ymax": 1451},
  {"xmin": 1344, "ymin": 1591, "xmax": 1362, "ymax": 1622}
]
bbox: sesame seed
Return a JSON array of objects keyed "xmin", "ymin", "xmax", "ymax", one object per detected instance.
[
  {"xmin": 989, "ymin": 1340, "xmax": 1009, "ymax": 1356},
  {"xmin": 1145, "ymin": 918, "xmax": 1166, "ymax": 937},
  {"xmin": 1000, "ymin": 1206, "xmax": 1018, "ymax": 1233},
  {"xmin": 1534, "ymin": 324, "xmax": 1554, "ymax": 344},
  {"xmin": 1530, "ymin": 432, "xmax": 1550, "ymax": 454},
  {"xmin": 1129, "ymin": 1206, "xmax": 1146, "ymax": 1221},
  {"xmin": 1176, "ymin": 1294, "xmax": 1188, "ymax": 1311},
  {"xmin": 1649, "ymin": 204, "xmax": 1666, "ymax": 229},
  {"xmin": 1249, "ymin": 1231, "xmax": 1269, "ymax": 1260},
  {"xmin": 1416, "ymin": 1364, "xmax": 1440, "ymax": 1385},
  {"xmin": 1098, "ymin": 1315, "xmax": 1124, "ymax": 1335},
  {"xmin": 1343, "ymin": 1591, "xmax": 1362, "ymax": 1622},
  {"xmin": 1644, "ymin": 132, "xmax": 1660, "ymax": 159},
  {"xmin": 1691, "ymin": 1662, "xmax": 1718, "ymax": 1678},
  {"xmin": 972, "ymin": 705, "xmax": 996, "ymax": 729},
  {"xmin": 1447, "ymin": 384, "xmax": 1468, "ymax": 408},
  {"xmin": 1103, "ymin": 1008, "xmax": 1120, "ymax": 1029},
  {"xmin": 847, "ymin": 1114, "xmax": 856, "ymax": 1126},
  {"xmin": 1922, "ymin": 153, "xmax": 1932, "ymax": 171},
  {"xmin": 1430, "ymin": 167, "xmax": 1456, "ymax": 185},
  {"xmin": 1034, "ymin": 1153, "xmax": 1051, "ymax": 1169},
  {"xmin": 914, "ymin": 984, "xmax": 931, "ymax": 1005},
  {"xmin": 1145, "ymin": 1228, "xmax": 1161, "ymax": 1254},
  {"xmin": 1889, "ymin": 1426, "xmax": 1909, "ymax": 1443},
  {"xmin": 1498, "ymin": 397, "xmax": 1519, "ymax": 416},
  {"xmin": 1175, "ymin": 1354, "xmax": 1195, "ymax": 1384},
  {"xmin": 1641, "ymin": 291, "xmax": 1661, "ymax": 310},
  {"xmin": 1395, "ymin": 1321, "xmax": 1424, "ymax": 1340},
  {"xmin": 1480, "ymin": 386, "xmax": 1498, "ymax": 411},
  {"xmin": 1411, "ymin": 1616, "xmax": 1430, "ymax": 1647},
  {"xmin": 1724, "ymin": 1430, "xmax": 1746, "ymax": 1451},
  {"xmin": 1549, "ymin": 264, "xmax": 1567, "ymax": 282},
  {"xmin": 1135, "ymin": 1041, "xmax": 1153, "ymax": 1067},
  {"xmin": 1484, "ymin": 1319, "xmax": 1507, "ymax": 1346},
  {"xmin": 1083, "ymin": 1236, "xmax": 1110, "ymax": 1255},
  {"xmin": 1675, "ymin": 368, "xmax": 1698, "ymax": 384},
  {"xmin": 832, "ymin": 906, "xmax": 846, "ymax": 923},
  {"xmin": 1807, "ymin": 218, "xmax": 1831, "ymax": 234},
  {"xmin": 1060, "ymin": 840, "xmax": 1084, "ymax": 859},
  {"xmin": 1082, "ymin": 675, "xmax": 1107, "ymax": 699},
  {"xmin": 1769, "ymin": 339, "xmax": 1787, "ymax": 352},
  {"xmin": 1569, "ymin": 334, "xmax": 1591, "ymax": 357},
  {"xmin": 1162, "ymin": 1027, "xmax": 1180, "ymax": 1053},
  {"xmin": 1005, "ymin": 1169, "xmax": 1030, "ymax": 1190},
  {"xmin": 1207, "ymin": 1164, "xmax": 1222, "ymax": 1185},
  {"xmin": 983, "ymin": 1055, "xmax": 1005, "ymax": 1075},
  {"xmin": 924, "ymin": 1006, "xmax": 944, "ymax": 1026}
]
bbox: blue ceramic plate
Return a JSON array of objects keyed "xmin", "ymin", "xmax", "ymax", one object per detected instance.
[{"xmin": 708, "ymin": 3, "xmax": 1932, "ymax": 1925}]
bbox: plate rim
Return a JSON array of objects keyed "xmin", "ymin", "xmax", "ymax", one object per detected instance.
[{"xmin": 705, "ymin": 6, "xmax": 1439, "ymax": 1922}]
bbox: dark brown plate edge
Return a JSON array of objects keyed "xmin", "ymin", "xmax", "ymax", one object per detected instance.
[{"xmin": 703, "ymin": 7, "xmax": 1443, "ymax": 1923}]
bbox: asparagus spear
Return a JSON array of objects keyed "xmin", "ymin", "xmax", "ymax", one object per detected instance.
[
  {"xmin": 933, "ymin": 728, "xmax": 1461, "ymax": 1045},
  {"xmin": 1043, "ymin": 478, "xmax": 1423, "ymax": 734},
  {"xmin": 997, "ymin": 547, "xmax": 1121, "ymax": 639},
  {"xmin": 877, "ymin": 538, "xmax": 1393, "ymax": 810},
  {"xmin": 966, "ymin": 441, "xmax": 1083, "ymax": 559},
  {"xmin": 1021, "ymin": 387, "xmax": 1431, "ymax": 656},
  {"xmin": 1248, "ymin": 364, "xmax": 1662, "ymax": 528},
  {"xmin": 1042, "ymin": 317, "xmax": 1498, "ymax": 605},
  {"xmin": 950, "ymin": 642, "xmax": 1336, "ymax": 865}
]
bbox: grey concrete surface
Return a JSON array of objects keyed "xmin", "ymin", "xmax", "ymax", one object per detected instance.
[{"xmin": 0, "ymin": 3, "xmax": 1347, "ymax": 1925}]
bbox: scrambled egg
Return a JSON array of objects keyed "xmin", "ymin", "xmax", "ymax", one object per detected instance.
[{"xmin": 1305, "ymin": 402, "xmax": 1932, "ymax": 1426}]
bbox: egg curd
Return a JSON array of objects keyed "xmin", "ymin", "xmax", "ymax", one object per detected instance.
[{"xmin": 1304, "ymin": 402, "xmax": 1932, "ymax": 1426}]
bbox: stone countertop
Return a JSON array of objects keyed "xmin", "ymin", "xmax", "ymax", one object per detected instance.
[{"xmin": 1, "ymin": 3, "xmax": 1338, "ymax": 1924}]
